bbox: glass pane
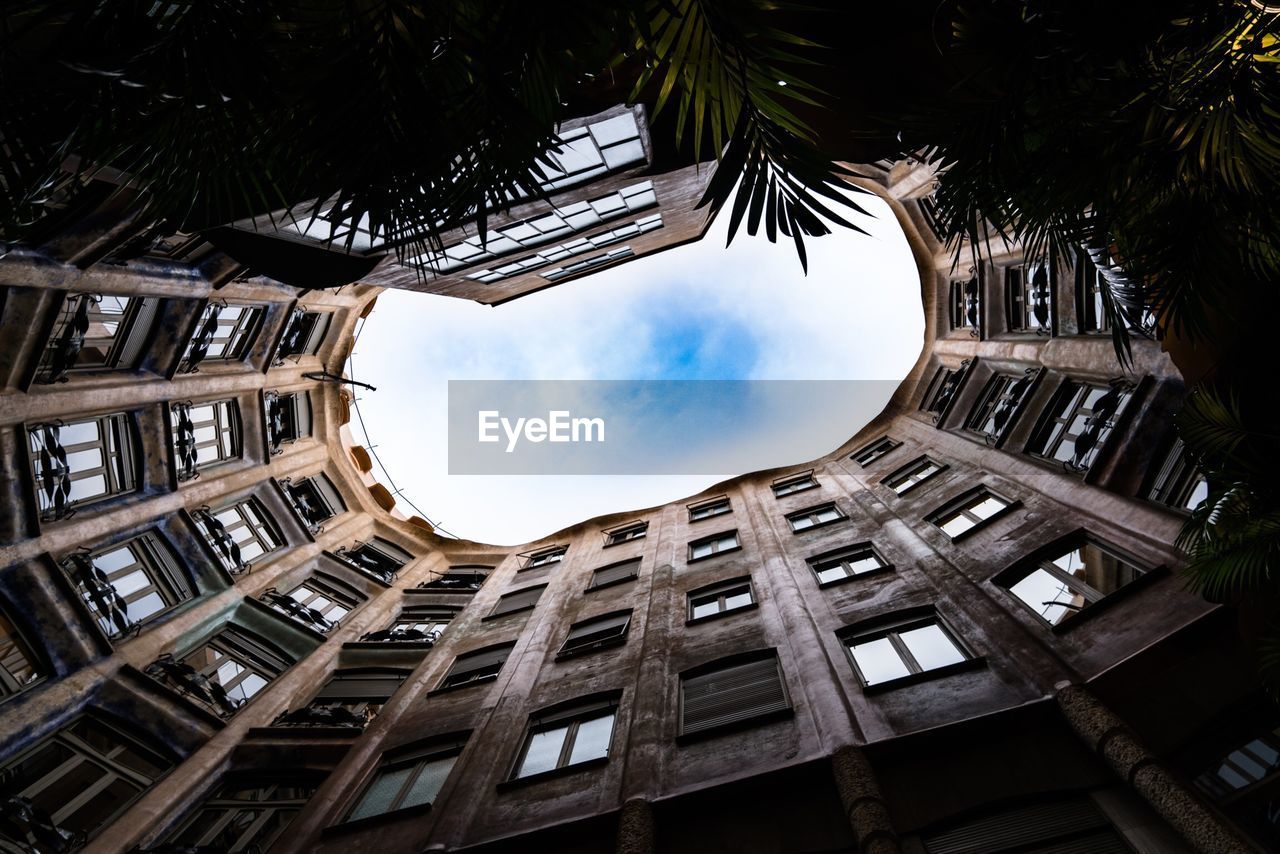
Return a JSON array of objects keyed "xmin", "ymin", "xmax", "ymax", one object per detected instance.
[
  {"xmin": 93, "ymin": 545, "xmax": 136, "ymax": 572},
  {"xmin": 401, "ymin": 755, "xmax": 456, "ymax": 808},
  {"xmin": 815, "ymin": 563, "xmax": 847, "ymax": 583},
  {"xmin": 900, "ymin": 624, "xmax": 966, "ymax": 671},
  {"xmin": 938, "ymin": 513, "xmax": 974, "ymax": 538},
  {"xmin": 349, "ymin": 766, "xmax": 412, "ymax": 820},
  {"xmin": 723, "ymin": 590, "xmax": 753, "ymax": 611},
  {"xmin": 64, "ymin": 776, "xmax": 140, "ymax": 836},
  {"xmin": 518, "ymin": 726, "xmax": 568, "ymax": 778},
  {"xmin": 850, "ymin": 637, "xmax": 910, "ymax": 685},
  {"xmin": 567, "ymin": 714, "xmax": 615, "ymax": 765},
  {"xmin": 969, "ymin": 496, "xmax": 1008, "ymax": 519},
  {"xmin": 690, "ymin": 597, "xmax": 719, "ymax": 619}
]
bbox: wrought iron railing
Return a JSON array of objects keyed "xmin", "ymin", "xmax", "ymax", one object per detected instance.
[
  {"xmin": 179, "ymin": 302, "xmax": 224, "ymax": 374},
  {"xmin": 261, "ymin": 589, "xmax": 338, "ymax": 633},
  {"xmin": 171, "ymin": 402, "xmax": 199, "ymax": 481},
  {"xmin": 192, "ymin": 507, "xmax": 250, "ymax": 574},
  {"xmin": 1065, "ymin": 382, "xmax": 1130, "ymax": 473},
  {"xmin": 358, "ymin": 627, "xmax": 441, "ymax": 644},
  {"xmin": 144, "ymin": 653, "xmax": 242, "ymax": 718},
  {"xmin": 333, "ymin": 545, "xmax": 398, "ymax": 584},
  {"xmin": 61, "ymin": 552, "xmax": 139, "ymax": 639},
  {"xmin": 35, "ymin": 293, "xmax": 97, "ymax": 384},
  {"xmin": 28, "ymin": 421, "xmax": 73, "ymax": 522},
  {"xmin": 270, "ymin": 705, "xmax": 368, "ymax": 729},
  {"xmin": 0, "ymin": 785, "xmax": 85, "ymax": 853}
]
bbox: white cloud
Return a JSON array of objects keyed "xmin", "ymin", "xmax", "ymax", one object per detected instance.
[{"xmin": 349, "ymin": 192, "xmax": 922, "ymax": 544}]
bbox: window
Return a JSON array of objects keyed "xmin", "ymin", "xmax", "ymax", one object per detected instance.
[
  {"xmin": 283, "ymin": 474, "xmax": 346, "ymax": 532},
  {"xmin": 63, "ymin": 531, "xmax": 191, "ymax": 638},
  {"xmin": 679, "ymin": 652, "xmax": 790, "ymax": 737},
  {"xmin": 383, "ymin": 605, "xmax": 457, "ymax": 641},
  {"xmin": 1145, "ymin": 437, "xmax": 1209, "ymax": 511},
  {"xmin": 688, "ymin": 496, "xmax": 731, "ymax": 521},
  {"xmin": 1076, "ymin": 250, "xmax": 1110, "ymax": 334},
  {"xmin": 1005, "ymin": 261, "xmax": 1052, "ymax": 334},
  {"xmin": 35, "ymin": 293, "xmax": 158, "ymax": 383},
  {"xmin": 438, "ymin": 642, "xmax": 515, "ymax": 691},
  {"xmin": 266, "ymin": 577, "xmax": 359, "ymax": 633},
  {"xmin": 513, "ymin": 696, "xmax": 618, "ymax": 779},
  {"xmin": 604, "ymin": 521, "xmax": 648, "ymax": 546},
  {"xmin": 808, "ymin": 544, "xmax": 890, "ymax": 586},
  {"xmin": 922, "ymin": 796, "xmax": 1130, "ymax": 854},
  {"xmin": 965, "ymin": 371, "xmax": 1036, "ymax": 444},
  {"xmin": 180, "ymin": 302, "xmax": 264, "ymax": 372},
  {"xmin": 0, "ymin": 717, "xmax": 169, "ymax": 847},
  {"xmin": 28, "ymin": 412, "xmax": 139, "ymax": 521},
  {"xmin": 558, "ymin": 611, "xmax": 632, "ymax": 658},
  {"xmin": 264, "ymin": 390, "xmax": 312, "ymax": 453},
  {"xmin": 920, "ymin": 365, "xmax": 967, "ymax": 416},
  {"xmin": 1, "ymin": 608, "xmax": 41, "ymax": 698},
  {"xmin": 843, "ymin": 613, "xmax": 972, "ymax": 687},
  {"xmin": 521, "ymin": 545, "xmax": 567, "ymax": 569},
  {"xmin": 489, "ymin": 585, "xmax": 546, "ymax": 618},
  {"xmin": 348, "ymin": 739, "xmax": 465, "ymax": 821},
  {"xmin": 587, "ymin": 558, "xmax": 640, "ymax": 590},
  {"xmin": 883, "ymin": 456, "xmax": 946, "ymax": 495},
  {"xmin": 688, "ymin": 530, "xmax": 740, "ymax": 561},
  {"xmin": 772, "ymin": 471, "xmax": 817, "ymax": 497},
  {"xmin": 195, "ymin": 498, "xmax": 283, "ymax": 574},
  {"xmin": 688, "ymin": 578, "xmax": 755, "ymax": 621},
  {"xmin": 1192, "ymin": 713, "xmax": 1280, "ymax": 846},
  {"xmin": 949, "ymin": 276, "xmax": 980, "ymax": 333},
  {"xmin": 277, "ymin": 309, "xmax": 331, "ymax": 358},
  {"xmin": 851, "ymin": 436, "xmax": 900, "ymax": 466},
  {"xmin": 306, "ymin": 669, "xmax": 407, "ymax": 722},
  {"xmin": 165, "ymin": 779, "xmax": 318, "ymax": 852},
  {"xmin": 172, "ymin": 398, "xmax": 241, "ymax": 481},
  {"xmin": 927, "ymin": 487, "xmax": 1017, "ymax": 539},
  {"xmin": 786, "ymin": 503, "xmax": 846, "ymax": 532},
  {"xmin": 335, "ymin": 537, "xmax": 412, "ymax": 584},
  {"xmin": 1027, "ymin": 380, "xmax": 1130, "ymax": 472},
  {"xmin": 997, "ymin": 537, "xmax": 1151, "ymax": 627},
  {"xmin": 542, "ymin": 246, "xmax": 635, "ymax": 281},
  {"xmin": 158, "ymin": 629, "xmax": 287, "ymax": 714},
  {"xmin": 418, "ymin": 565, "xmax": 490, "ymax": 592}
]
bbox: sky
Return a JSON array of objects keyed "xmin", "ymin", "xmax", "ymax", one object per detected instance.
[{"xmin": 347, "ymin": 191, "xmax": 923, "ymax": 545}]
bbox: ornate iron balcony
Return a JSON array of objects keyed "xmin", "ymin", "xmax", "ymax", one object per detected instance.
[
  {"xmin": 359, "ymin": 627, "xmax": 441, "ymax": 644},
  {"xmin": 417, "ymin": 574, "xmax": 484, "ymax": 593},
  {"xmin": 29, "ymin": 422, "xmax": 73, "ymax": 522},
  {"xmin": 180, "ymin": 302, "xmax": 223, "ymax": 374},
  {"xmin": 36, "ymin": 292, "xmax": 96, "ymax": 384},
  {"xmin": 334, "ymin": 545, "xmax": 398, "ymax": 584},
  {"xmin": 981, "ymin": 369, "xmax": 1036, "ymax": 446},
  {"xmin": 264, "ymin": 391, "xmax": 287, "ymax": 455},
  {"xmin": 1066, "ymin": 383, "xmax": 1129, "ymax": 473},
  {"xmin": 144, "ymin": 653, "xmax": 242, "ymax": 717},
  {"xmin": 270, "ymin": 705, "xmax": 368, "ymax": 729},
  {"xmin": 192, "ymin": 507, "xmax": 250, "ymax": 574},
  {"xmin": 281, "ymin": 478, "xmax": 330, "ymax": 534},
  {"xmin": 262, "ymin": 589, "xmax": 337, "ymax": 633},
  {"xmin": 275, "ymin": 307, "xmax": 308, "ymax": 363},
  {"xmin": 171, "ymin": 402, "xmax": 199, "ymax": 481},
  {"xmin": 61, "ymin": 552, "xmax": 138, "ymax": 638},
  {"xmin": 0, "ymin": 788, "xmax": 85, "ymax": 853}
]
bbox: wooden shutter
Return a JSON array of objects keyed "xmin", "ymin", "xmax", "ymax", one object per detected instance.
[
  {"xmin": 680, "ymin": 654, "xmax": 789, "ymax": 736},
  {"xmin": 923, "ymin": 797, "xmax": 1126, "ymax": 854},
  {"xmin": 591, "ymin": 560, "xmax": 639, "ymax": 588},
  {"xmin": 491, "ymin": 586, "xmax": 545, "ymax": 617}
]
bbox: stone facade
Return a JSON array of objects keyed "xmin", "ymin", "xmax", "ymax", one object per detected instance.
[{"xmin": 0, "ymin": 152, "xmax": 1268, "ymax": 854}]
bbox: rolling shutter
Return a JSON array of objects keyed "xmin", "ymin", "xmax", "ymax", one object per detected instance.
[
  {"xmin": 590, "ymin": 559, "xmax": 639, "ymax": 588},
  {"xmin": 680, "ymin": 653, "xmax": 789, "ymax": 736},
  {"xmin": 315, "ymin": 670, "xmax": 406, "ymax": 701},
  {"xmin": 446, "ymin": 643, "xmax": 514, "ymax": 681},
  {"xmin": 491, "ymin": 586, "xmax": 545, "ymax": 617},
  {"xmin": 922, "ymin": 797, "xmax": 1128, "ymax": 854}
]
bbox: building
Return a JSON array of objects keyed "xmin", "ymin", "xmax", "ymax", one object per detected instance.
[{"xmin": 0, "ymin": 145, "xmax": 1270, "ymax": 854}]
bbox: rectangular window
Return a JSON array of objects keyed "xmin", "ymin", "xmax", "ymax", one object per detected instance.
[
  {"xmin": 927, "ymin": 487, "xmax": 1016, "ymax": 539},
  {"xmin": 688, "ymin": 496, "xmax": 732, "ymax": 521},
  {"xmin": 965, "ymin": 372, "xmax": 1036, "ymax": 444},
  {"xmin": 181, "ymin": 302, "xmax": 264, "ymax": 372},
  {"xmin": 178, "ymin": 633, "xmax": 281, "ymax": 710},
  {"xmin": 335, "ymin": 537, "xmax": 411, "ymax": 584},
  {"xmin": 844, "ymin": 614, "xmax": 971, "ymax": 687},
  {"xmin": 168, "ymin": 779, "xmax": 318, "ymax": 852},
  {"xmin": 851, "ymin": 436, "xmax": 900, "ymax": 466},
  {"xmin": 266, "ymin": 577, "xmax": 359, "ymax": 633},
  {"xmin": 920, "ymin": 365, "xmax": 966, "ymax": 416},
  {"xmin": 513, "ymin": 697, "xmax": 618, "ymax": 779},
  {"xmin": 883, "ymin": 456, "xmax": 946, "ymax": 495},
  {"xmin": 196, "ymin": 498, "xmax": 283, "ymax": 573},
  {"xmin": 1005, "ymin": 262, "xmax": 1053, "ymax": 334},
  {"xmin": 949, "ymin": 276, "xmax": 980, "ymax": 333},
  {"xmin": 688, "ymin": 530, "xmax": 740, "ymax": 561},
  {"xmin": 489, "ymin": 585, "xmax": 546, "ymax": 618},
  {"xmin": 772, "ymin": 471, "xmax": 817, "ymax": 497},
  {"xmin": 306, "ymin": 668, "xmax": 408, "ymax": 722},
  {"xmin": 542, "ymin": 246, "xmax": 635, "ymax": 282},
  {"xmin": 521, "ymin": 545, "xmax": 567, "ymax": 569},
  {"xmin": 439, "ymin": 642, "xmax": 515, "ymax": 690},
  {"xmin": 998, "ymin": 538, "xmax": 1150, "ymax": 627},
  {"xmin": 36, "ymin": 293, "xmax": 158, "ymax": 383},
  {"xmin": 1027, "ymin": 380, "xmax": 1130, "ymax": 473},
  {"xmin": 1, "ymin": 608, "xmax": 42, "ymax": 697},
  {"xmin": 588, "ymin": 558, "xmax": 640, "ymax": 590},
  {"xmin": 28, "ymin": 413, "xmax": 138, "ymax": 521},
  {"xmin": 1145, "ymin": 437, "xmax": 1209, "ymax": 511},
  {"xmin": 64, "ymin": 531, "xmax": 191, "ymax": 637},
  {"xmin": 418, "ymin": 565, "xmax": 490, "ymax": 592},
  {"xmin": 809, "ymin": 544, "xmax": 889, "ymax": 586},
  {"xmin": 688, "ymin": 578, "xmax": 755, "ymax": 621},
  {"xmin": 277, "ymin": 309, "xmax": 332, "ymax": 358},
  {"xmin": 0, "ymin": 717, "xmax": 169, "ymax": 846},
  {"xmin": 786, "ymin": 503, "xmax": 846, "ymax": 532},
  {"xmin": 265, "ymin": 390, "xmax": 312, "ymax": 453},
  {"xmin": 680, "ymin": 653, "xmax": 790, "ymax": 737},
  {"xmin": 604, "ymin": 521, "xmax": 648, "ymax": 546},
  {"xmin": 172, "ymin": 398, "xmax": 241, "ymax": 481},
  {"xmin": 348, "ymin": 742, "xmax": 463, "ymax": 821},
  {"xmin": 384, "ymin": 606, "xmax": 457, "ymax": 641},
  {"xmin": 1075, "ymin": 249, "xmax": 1110, "ymax": 334},
  {"xmin": 558, "ymin": 611, "xmax": 632, "ymax": 657},
  {"xmin": 284, "ymin": 474, "xmax": 346, "ymax": 532}
]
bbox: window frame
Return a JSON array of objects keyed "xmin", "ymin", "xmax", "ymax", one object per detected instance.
[
  {"xmin": 197, "ymin": 497, "xmax": 285, "ymax": 574},
  {"xmin": 35, "ymin": 292, "xmax": 158, "ymax": 383},
  {"xmin": 167, "ymin": 778, "xmax": 319, "ymax": 852},
  {"xmin": 509, "ymin": 695, "xmax": 620, "ymax": 782},
  {"xmin": 346, "ymin": 739, "xmax": 466, "ymax": 823},
  {"xmin": 948, "ymin": 275, "xmax": 981, "ymax": 334},
  {"xmin": 1144, "ymin": 437, "xmax": 1209, "ymax": 512},
  {"xmin": 841, "ymin": 610, "xmax": 979, "ymax": 692},
  {"xmin": 882, "ymin": 455, "xmax": 948, "ymax": 496},
  {"xmin": 436, "ymin": 642, "xmax": 516, "ymax": 692},
  {"xmin": 688, "ymin": 496, "xmax": 732, "ymax": 522},
  {"xmin": 1004, "ymin": 261, "xmax": 1054, "ymax": 335},
  {"xmin": 486, "ymin": 584, "xmax": 547, "ymax": 620},
  {"xmin": 687, "ymin": 577, "xmax": 757, "ymax": 623},
  {"xmin": 171, "ymin": 398, "xmax": 243, "ymax": 481},
  {"xmin": 557, "ymin": 610, "xmax": 633, "ymax": 659},
  {"xmin": 850, "ymin": 436, "xmax": 900, "ymax": 467},
  {"xmin": 785, "ymin": 502, "xmax": 848, "ymax": 533},
  {"xmin": 807, "ymin": 543, "xmax": 892, "ymax": 588},
  {"xmin": 64, "ymin": 530, "xmax": 192, "ymax": 639},
  {"xmin": 687, "ymin": 529, "xmax": 741, "ymax": 562},
  {"xmin": 771, "ymin": 470, "xmax": 818, "ymax": 498},
  {"xmin": 925, "ymin": 486, "xmax": 1021, "ymax": 542},
  {"xmin": 964, "ymin": 370, "xmax": 1039, "ymax": 446},
  {"xmin": 28, "ymin": 412, "xmax": 140, "ymax": 522},
  {"xmin": 602, "ymin": 520, "xmax": 648, "ymax": 547},
  {"xmin": 586, "ymin": 558, "xmax": 641, "ymax": 592},
  {"xmin": 1025, "ymin": 379, "xmax": 1132, "ymax": 474},
  {"xmin": 1, "ymin": 607, "xmax": 43, "ymax": 699},
  {"xmin": 519, "ymin": 544, "xmax": 568, "ymax": 570}
]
